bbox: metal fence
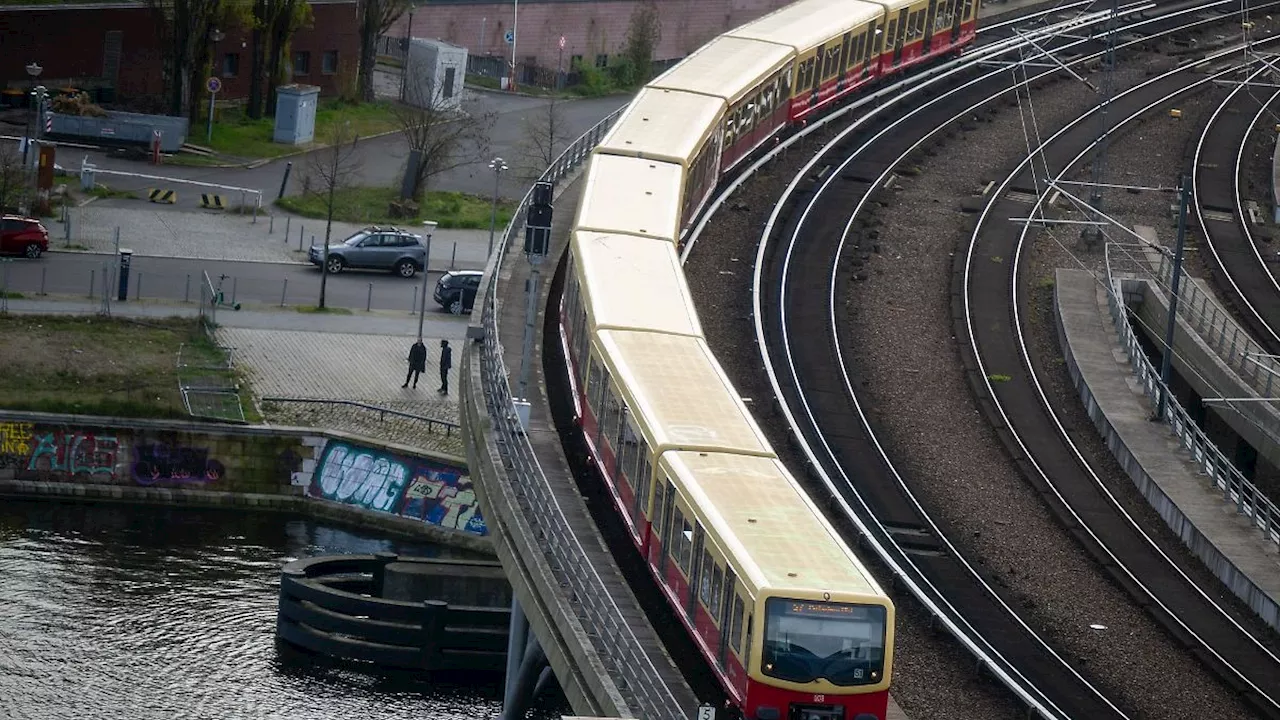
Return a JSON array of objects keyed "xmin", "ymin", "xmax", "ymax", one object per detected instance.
[
  {"xmin": 1105, "ymin": 245, "xmax": 1280, "ymax": 547},
  {"xmin": 261, "ymin": 397, "xmax": 459, "ymax": 436},
  {"xmin": 476, "ymin": 106, "xmax": 690, "ymax": 718}
]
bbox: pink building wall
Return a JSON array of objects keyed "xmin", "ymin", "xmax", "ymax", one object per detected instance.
[{"xmin": 386, "ymin": 0, "xmax": 792, "ymax": 70}]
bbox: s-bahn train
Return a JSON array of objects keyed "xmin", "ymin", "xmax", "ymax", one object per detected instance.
[{"xmin": 553, "ymin": 0, "xmax": 979, "ymax": 718}]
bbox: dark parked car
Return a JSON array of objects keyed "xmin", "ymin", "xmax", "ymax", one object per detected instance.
[
  {"xmin": 434, "ymin": 270, "xmax": 482, "ymax": 315},
  {"xmin": 307, "ymin": 226, "xmax": 425, "ymax": 277},
  {"xmin": 0, "ymin": 215, "xmax": 49, "ymax": 259}
]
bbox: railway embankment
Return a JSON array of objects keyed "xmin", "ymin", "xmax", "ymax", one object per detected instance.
[{"xmin": 1055, "ymin": 268, "xmax": 1280, "ymax": 632}]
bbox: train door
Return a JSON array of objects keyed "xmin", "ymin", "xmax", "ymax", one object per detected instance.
[
  {"xmin": 656, "ymin": 478, "xmax": 675, "ymax": 573},
  {"xmin": 951, "ymin": 0, "xmax": 963, "ymax": 42},
  {"xmin": 810, "ymin": 43, "xmax": 824, "ymax": 105},
  {"xmin": 922, "ymin": 0, "xmax": 939, "ymax": 53},
  {"xmin": 687, "ymin": 524, "xmax": 705, "ymax": 621},
  {"xmin": 892, "ymin": 8, "xmax": 908, "ymax": 65},
  {"xmin": 837, "ymin": 32, "xmax": 851, "ymax": 93},
  {"xmin": 717, "ymin": 570, "xmax": 738, "ymax": 665}
]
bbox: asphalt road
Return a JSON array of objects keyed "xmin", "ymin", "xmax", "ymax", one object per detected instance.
[
  {"xmin": 56, "ymin": 90, "xmax": 630, "ymax": 214},
  {"xmin": 4, "ymin": 251, "xmax": 465, "ymax": 314}
]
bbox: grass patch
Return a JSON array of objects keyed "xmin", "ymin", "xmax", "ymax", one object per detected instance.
[
  {"xmin": 0, "ymin": 291, "xmax": 25, "ymax": 299},
  {"xmin": 276, "ymin": 186, "xmax": 516, "ymax": 229},
  {"xmin": 987, "ymin": 373, "xmax": 1013, "ymax": 383},
  {"xmin": 165, "ymin": 153, "xmax": 237, "ymax": 168},
  {"xmin": 294, "ymin": 305, "xmax": 354, "ymax": 315},
  {"xmin": 0, "ymin": 315, "xmax": 259, "ymax": 422},
  {"xmin": 206, "ymin": 99, "xmax": 401, "ymax": 159}
]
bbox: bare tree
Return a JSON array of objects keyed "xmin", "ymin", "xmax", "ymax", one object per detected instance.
[
  {"xmin": 0, "ymin": 143, "xmax": 28, "ymax": 213},
  {"xmin": 513, "ymin": 98, "xmax": 571, "ymax": 183},
  {"xmin": 621, "ymin": 0, "xmax": 662, "ymax": 86},
  {"xmin": 392, "ymin": 96, "xmax": 494, "ymax": 200},
  {"xmin": 304, "ymin": 123, "xmax": 362, "ymax": 309},
  {"xmin": 358, "ymin": 0, "xmax": 411, "ymax": 103}
]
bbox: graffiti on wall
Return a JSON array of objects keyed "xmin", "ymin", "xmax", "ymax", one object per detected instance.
[
  {"xmin": 133, "ymin": 442, "xmax": 225, "ymax": 485},
  {"xmin": 0, "ymin": 423, "xmax": 226, "ymax": 487},
  {"xmin": 308, "ymin": 441, "xmax": 486, "ymax": 536}
]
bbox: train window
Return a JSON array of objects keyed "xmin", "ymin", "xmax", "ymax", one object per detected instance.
[
  {"xmin": 886, "ymin": 20, "xmax": 897, "ymax": 46},
  {"xmin": 699, "ymin": 550, "xmax": 714, "ymax": 608},
  {"xmin": 744, "ymin": 614, "xmax": 753, "ymax": 669},
  {"xmin": 672, "ymin": 509, "xmax": 691, "ymax": 572},
  {"xmin": 586, "ymin": 358, "xmax": 602, "ymax": 412},
  {"xmin": 854, "ymin": 33, "xmax": 866, "ymax": 68},
  {"xmin": 635, "ymin": 450, "xmax": 652, "ymax": 521},
  {"xmin": 618, "ymin": 411, "xmax": 635, "ymax": 481},
  {"xmin": 576, "ymin": 320, "xmax": 590, "ymax": 384},
  {"xmin": 651, "ymin": 472, "xmax": 666, "ymax": 532},
  {"xmin": 730, "ymin": 595, "xmax": 745, "ymax": 653},
  {"xmin": 710, "ymin": 563, "xmax": 724, "ymax": 618},
  {"xmin": 872, "ymin": 23, "xmax": 884, "ymax": 54}
]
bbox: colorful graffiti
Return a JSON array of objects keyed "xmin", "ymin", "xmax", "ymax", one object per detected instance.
[
  {"xmin": 28, "ymin": 429, "xmax": 120, "ymax": 478},
  {"xmin": 132, "ymin": 442, "xmax": 225, "ymax": 485},
  {"xmin": 0, "ymin": 424, "xmax": 228, "ymax": 487},
  {"xmin": 308, "ymin": 442, "xmax": 486, "ymax": 536}
]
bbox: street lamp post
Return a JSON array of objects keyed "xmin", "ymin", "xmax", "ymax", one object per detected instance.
[
  {"xmin": 417, "ymin": 220, "xmax": 438, "ymax": 341},
  {"xmin": 487, "ymin": 157, "xmax": 509, "ymax": 258},
  {"xmin": 207, "ymin": 28, "xmax": 225, "ymax": 144}
]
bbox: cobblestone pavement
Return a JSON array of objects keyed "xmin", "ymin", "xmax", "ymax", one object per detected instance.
[
  {"xmin": 218, "ymin": 326, "xmax": 466, "ymax": 456},
  {"xmin": 53, "ymin": 204, "xmax": 489, "ymax": 265}
]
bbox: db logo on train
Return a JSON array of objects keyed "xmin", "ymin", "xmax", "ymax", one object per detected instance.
[{"xmin": 813, "ymin": 695, "xmax": 827, "ymax": 703}]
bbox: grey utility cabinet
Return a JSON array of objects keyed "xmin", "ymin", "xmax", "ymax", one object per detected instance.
[
  {"xmin": 405, "ymin": 38, "xmax": 467, "ymax": 112},
  {"xmin": 273, "ymin": 84, "xmax": 320, "ymax": 145}
]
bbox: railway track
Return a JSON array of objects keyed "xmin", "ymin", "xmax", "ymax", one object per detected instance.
[
  {"xmin": 1194, "ymin": 66, "xmax": 1280, "ymax": 349},
  {"xmin": 961, "ymin": 45, "xmax": 1280, "ymax": 715},
  {"xmin": 722, "ymin": 3, "xmax": 1280, "ymax": 718}
]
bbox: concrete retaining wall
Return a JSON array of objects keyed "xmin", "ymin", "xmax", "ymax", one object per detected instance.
[
  {"xmin": 0, "ymin": 410, "xmax": 491, "ymax": 554},
  {"xmin": 1055, "ymin": 270, "xmax": 1280, "ymax": 631}
]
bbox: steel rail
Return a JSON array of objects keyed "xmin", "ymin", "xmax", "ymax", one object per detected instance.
[
  {"xmin": 1194, "ymin": 67, "xmax": 1280, "ymax": 347},
  {"xmin": 737, "ymin": 7, "xmax": 1279, "ymax": 720},
  {"xmin": 961, "ymin": 47, "xmax": 1280, "ymax": 713}
]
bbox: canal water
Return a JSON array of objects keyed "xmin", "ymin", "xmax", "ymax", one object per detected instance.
[{"xmin": 0, "ymin": 500, "xmax": 565, "ymax": 720}]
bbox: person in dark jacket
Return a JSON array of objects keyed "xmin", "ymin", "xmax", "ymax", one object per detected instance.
[
  {"xmin": 438, "ymin": 339, "xmax": 452, "ymax": 394},
  {"xmin": 403, "ymin": 340, "xmax": 427, "ymax": 388}
]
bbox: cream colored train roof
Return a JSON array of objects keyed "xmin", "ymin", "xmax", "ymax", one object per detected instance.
[
  {"xmin": 726, "ymin": 0, "xmax": 885, "ymax": 53},
  {"xmin": 574, "ymin": 232, "xmax": 702, "ymax": 337},
  {"xmin": 595, "ymin": 88, "xmax": 727, "ymax": 168},
  {"xmin": 647, "ymin": 36, "xmax": 794, "ymax": 105},
  {"xmin": 596, "ymin": 330, "xmax": 772, "ymax": 457},
  {"xmin": 665, "ymin": 452, "xmax": 884, "ymax": 596},
  {"xmin": 575, "ymin": 153, "xmax": 683, "ymax": 243}
]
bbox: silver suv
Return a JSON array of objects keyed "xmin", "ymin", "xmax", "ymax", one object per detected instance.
[{"xmin": 307, "ymin": 226, "xmax": 425, "ymax": 278}]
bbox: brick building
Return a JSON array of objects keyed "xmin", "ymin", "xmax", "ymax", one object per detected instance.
[
  {"xmin": 0, "ymin": 1, "xmax": 360, "ymax": 110},
  {"xmin": 385, "ymin": 0, "xmax": 793, "ymax": 76}
]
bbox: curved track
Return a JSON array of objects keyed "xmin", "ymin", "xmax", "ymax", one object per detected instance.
[
  {"xmin": 738, "ymin": 5, "xmax": 1280, "ymax": 719},
  {"xmin": 1194, "ymin": 68, "xmax": 1280, "ymax": 349},
  {"xmin": 962, "ymin": 49, "xmax": 1280, "ymax": 716}
]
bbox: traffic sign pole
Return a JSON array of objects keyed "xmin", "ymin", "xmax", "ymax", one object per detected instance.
[
  {"xmin": 557, "ymin": 35, "xmax": 565, "ymax": 89},
  {"xmin": 205, "ymin": 76, "xmax": 222, "ymax": 145}
]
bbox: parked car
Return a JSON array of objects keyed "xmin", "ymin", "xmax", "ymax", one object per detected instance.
[
  {"xmin": 0, "ymin": 215, "xmax": 49, "ymax": 259},
  {"xmin": 307, "ymin": 226, "xmax": 425, "ymax": 278},
  {"xmin": 434, "ymin": 270, "xmax": 482, "ymax": 315}
]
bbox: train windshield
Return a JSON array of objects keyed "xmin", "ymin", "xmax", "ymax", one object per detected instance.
[{"xmin": 761, "ymin": 598, "xmax": 887, "ymax": 687}]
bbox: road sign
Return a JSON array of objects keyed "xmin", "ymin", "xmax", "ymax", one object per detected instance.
[
  {"xmin": 559, "ymin": 35, "xmax": 566, "ymax": 50},
  {"xmin": 696, "ymin": 706, "xmax": 716, "ymax": 720},
  {"xmin": 206, "ymin": 76, "xmax": 222, "ymax": 94},
  {"xmin": 504, "ymin": 30, "xmax": 515, "ymax": 44}
]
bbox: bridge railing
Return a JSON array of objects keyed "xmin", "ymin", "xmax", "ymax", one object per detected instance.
[
  {"xmin": 1106, "ymin": 245, "xmax": 1280, "ymax": 548},
  {"xmin": 476, "ymin": 107, "xmax": 690, "ymax": 718}
]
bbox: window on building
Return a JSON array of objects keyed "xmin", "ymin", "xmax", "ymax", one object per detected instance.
[
  {"xmin": 570, "ymin": 54, "xmax": 583, "ymax": 70},
  {"xmin": 322, "ymin": 51, "xmax": 339, "ymax": 75},
  {"xmin": 293, "ymin": 51, "xmax": 311, "ymax": 75},
  {"xmin": 222, "ymin": 53, "xmax": 240, "ymax": 78},
  {"xmin": 595, "ymin": 53, "xmax": 608, "ymax": 68}
]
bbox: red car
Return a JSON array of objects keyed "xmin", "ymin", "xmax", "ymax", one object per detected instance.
[{"xmin": 0, "ymin": 215, "xmax": 49, "ymax": 259}]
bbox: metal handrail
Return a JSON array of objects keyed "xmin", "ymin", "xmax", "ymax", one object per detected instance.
[
  {"xmin": 477, "ymin": 107, "xmax": 690, "ymax": 718},
  {"xmin": 1105, "ymin": 246, "xmax": 1280, "ymax": 547},
  {"xmin": 261, "ymin": 396, "xmax": 459, "ymax": 436}
]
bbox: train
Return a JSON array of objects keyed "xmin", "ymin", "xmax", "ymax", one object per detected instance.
[{"xmin": 553, "ymin": 0, "xmax": 980, "ymax": 718}]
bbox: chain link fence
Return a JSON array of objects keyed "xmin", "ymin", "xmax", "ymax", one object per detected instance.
[{"xmin": 476, "ymin": 107, "xmax": 692, "ymax": 718}]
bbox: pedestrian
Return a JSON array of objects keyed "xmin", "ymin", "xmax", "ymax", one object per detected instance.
[
  {"xmin": 438, "ymin": 339, "xmax": 452, "ymax": 395},
  {"xmin": 403, "ymin": 339, "xmax": 427, "ymax": 389}
]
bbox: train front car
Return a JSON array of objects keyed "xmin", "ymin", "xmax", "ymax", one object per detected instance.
[{"xmin": 746, "ymin": 592, "xmax": 895, "ymax": 720}]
